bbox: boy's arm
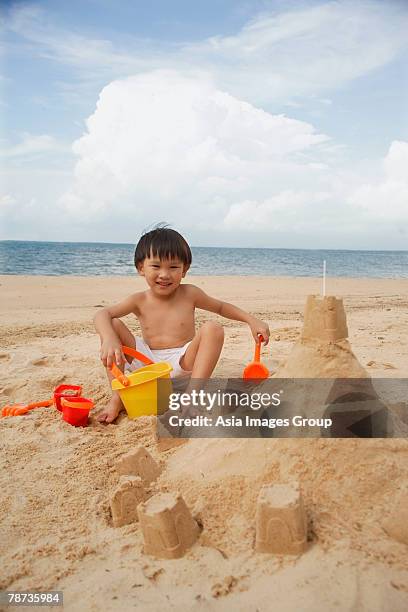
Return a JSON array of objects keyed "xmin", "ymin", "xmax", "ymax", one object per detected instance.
[
  {"xmin": 93, "ymin": 293, "xmax": 141, "ymax": 367},
  {"xmin": 191, "ymin": 286, "xmax": 270, "ymax": 345}
]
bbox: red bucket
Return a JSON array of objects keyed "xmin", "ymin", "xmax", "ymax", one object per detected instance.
[
  {"xmin": 54, "ymin": 385, "xmax": 83, "ymax": 412},
  {"xmin": 61, "ymin": 396, "xmax": 93, "ymax": 427}
]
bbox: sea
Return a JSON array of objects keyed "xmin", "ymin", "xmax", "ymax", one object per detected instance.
[{"xmin": 0, "ymin": 241, "xmax": 407, "ymax": 278}]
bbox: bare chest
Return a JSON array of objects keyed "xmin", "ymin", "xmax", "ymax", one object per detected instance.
[{"xmin": 137, "ymin": 298, "xmax": 195, "ymax": 348}]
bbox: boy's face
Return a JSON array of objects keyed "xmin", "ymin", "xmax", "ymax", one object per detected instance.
[{"xmin": 137, "ymin": 254, "xmax": 189, "ymax": 296}]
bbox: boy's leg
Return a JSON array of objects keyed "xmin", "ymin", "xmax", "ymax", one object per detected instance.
[
  {"xmin": 97, "ymin": 318, "xmax": 136, "ymax": 424},
  {"xmin": 159, "ymin": 321, "xmax": 224, "ymax": 436},
  {"xmin": 179, "ymin": 321, "xmax": 224, "ymax": 378}
]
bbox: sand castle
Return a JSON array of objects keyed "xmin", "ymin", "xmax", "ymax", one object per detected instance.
[
  {"xmin": 108, "ymin": 295, "xmax": 389, "ymax": 558},
  {"xmin": 110, "ymin": 476, "xmax": 147, "ymax": 527},
  {"xmin": 111, "ymin": 447, "xmax": 200, "ymax": 559},
  {"xmin": 273, "ymin": 294, "xmax": 394, "ymax": 436},
  {"xmin": 255, "ymin": 482, "xmax": 307, "ymax": 555},
  {"xmin": 302, "ymin": 295, "xmax": 348, "ymax": 342},
  {"xmin": 137, "ymin": 491, "xmax": 200, "ymax": 559},
  {"xmin": 116, "ymin": 446, "xmax": 162, "ymax": 484},
  {"xmin": 276, "ymin": 294, "xmax": 367, "ymax": 378},
  {"xmin": 111, "ymin": 446, "xmax": 159, "ymax": 527}
]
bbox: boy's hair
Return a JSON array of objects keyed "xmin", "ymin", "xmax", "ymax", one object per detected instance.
[{"xmin": 134, "ymin": 226, "xmax": 192, "ymax": 269}]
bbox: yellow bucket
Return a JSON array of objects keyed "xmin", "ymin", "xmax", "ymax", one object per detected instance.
[{"xmin": 110, "ymin": 345, "xmax": 173, "ymax": 419}]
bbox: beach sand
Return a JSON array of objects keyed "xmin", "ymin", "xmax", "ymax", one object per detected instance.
[{"xmin": 1, "ymin": 275, "xmax": 408, "ymax": 611}]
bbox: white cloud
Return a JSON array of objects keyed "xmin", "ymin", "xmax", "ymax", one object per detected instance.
[
  {"xmin": 183, "ymin": 0, "xmax": 408, "ymax": 103},
  {"xmin": 55, "ymin": 71, "xmax": 408, "ymax": 247},
  {"xmin": 59, "ymin": 71, "xmax": 331, "ymax": 230},
  {"xmin": 384, "ymin": 140, "xmax": 408, "ymax": 182},
  {"xmin": 3, "ymin": 2, "xmax": 408, "ymax": 246},
  {"xmin": 0, "ymin": 133, "xmax": 65, "ymax": 158},
  {"xmin": 0, "ymin": 164, "xmax": 74, "ymax": 241},
  {"xmin": 6, "ymin": 1, "xmax": 408, "ymax": 105},
  {"xmin": 0, "ymin": 194, "xmax": 16, "ymax": 208},
  {"xmin": 224, "ymin": 190, "xmax": 332, "ymax": 231},
  {"xmin": 5, "ymin": 4, "xmax": 157, "ymax": 76},
  {"xmin": 348, "ymin": 140, "xmax": 408, "ymax": 219}
]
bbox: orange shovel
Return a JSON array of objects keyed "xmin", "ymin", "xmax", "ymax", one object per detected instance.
[
  {"xmin": 1, "ymin": 399, "xmax": 53, "ymax": 418},
  {"xmin": 243, "ymin": 335, "xmax": 269, "ymax": 380}
]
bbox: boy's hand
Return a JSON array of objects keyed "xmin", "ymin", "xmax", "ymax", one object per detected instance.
[
  {"xmin": 249, "ymin": 318, "xmax": 270, "ymax": 346},
  {"xmin": 100, "ymin": 336, "xmax": 126, "ymax": 368}
]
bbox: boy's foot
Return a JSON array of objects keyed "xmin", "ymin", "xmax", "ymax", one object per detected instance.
[{"xmin": 97, "ymin": 399, "xmax": 122, "ymax": 424}]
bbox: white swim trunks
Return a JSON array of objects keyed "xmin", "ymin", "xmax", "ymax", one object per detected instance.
[{"xmin": 124, "ymin": 337, "xmax": 192, "ymax": 379}]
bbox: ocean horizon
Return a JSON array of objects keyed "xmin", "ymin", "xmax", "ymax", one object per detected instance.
[{"xmin": 1, "ymin": 240, "xmax": 408, "ymax": 278}]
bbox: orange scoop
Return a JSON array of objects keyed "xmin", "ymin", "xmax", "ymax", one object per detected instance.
[
  {"xmin": 1, "ymin": 399, "xmax": 53, "ymax": 418},
  {"xmin": 243, "ymin": 335, "xmax": 269, "ymax": 380}
]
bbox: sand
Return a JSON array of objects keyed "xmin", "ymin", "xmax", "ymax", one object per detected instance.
[{"xmin": 1, "ymin": 274, "xmax": 408, "ymax": 610}]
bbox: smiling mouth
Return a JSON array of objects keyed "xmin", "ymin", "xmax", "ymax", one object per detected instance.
[{"xmin": 157, "ymin": 282, "xmax": 172, "ymax": 287}]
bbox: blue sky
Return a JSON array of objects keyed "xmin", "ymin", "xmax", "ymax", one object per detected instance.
[{"xmin": 1, "ymin": 0, "xmax": 408, "ymax": 248}]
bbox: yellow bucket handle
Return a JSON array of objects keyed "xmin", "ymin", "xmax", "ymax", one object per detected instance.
[{"xmin": 110, "ymin": 345, "xmax": 154, "ymax": 387}]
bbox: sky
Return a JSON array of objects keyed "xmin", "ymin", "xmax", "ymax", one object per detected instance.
[{"xmin": 1, "ymin": 0, "xmax": 408, "ymax": 249}]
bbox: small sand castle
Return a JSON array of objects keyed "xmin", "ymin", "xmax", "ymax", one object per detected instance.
[
  {"xmin": 138, "ymin": 491, "xmax": 200, "ymax": 559},
  {"xmin": 276, "ymin": 295, "xmax": 367, "ymax": 378},
  {"xmin": 110, "ymin": 446, "xmax": 161, "ymax": 528},
  {"xmin": 110, "ymin": 475, "xmax": 147, "ymax": 527},
  {"xmin": 255, "ymin": 482, "xmax": 307, "ymax": 555},
  {"xmin": 110, "ymin": 446, "xmax": 200, "ymax": 559},
  {"xmin": 116, "ymin": 446, "xmax": 162, "ymax": 484}
]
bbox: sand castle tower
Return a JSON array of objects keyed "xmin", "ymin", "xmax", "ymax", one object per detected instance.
[
  {"xmin": 255, "ymin": 482, "xmax": 307, "ymax": 555},
  {"xmin": 302, "ymin": 295, "xmax": 348, "ymax": 343},
  {"xmin": 272, "ymin": 295, "xmax": 394, "ymax": 436},
  {"xmin": 276, "ymin": 294, "xmax": 367, "ymax": 378},
  {"xmin": 137, "ymin": 492, "xmax": 200, "ymax": 559}
]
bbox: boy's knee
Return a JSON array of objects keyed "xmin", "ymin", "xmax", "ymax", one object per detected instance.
[
  {"xmin": 111, "ymin": 318, "xmax": 135, "ymax": 361},
  {"xmin": 201, "ymin": 321, "xmax": 224, "ymax": 342}
]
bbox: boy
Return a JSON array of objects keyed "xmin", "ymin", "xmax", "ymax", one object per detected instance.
[{"xmin": 94, "ymin": 227, "xmax": 270, "ymax": 423}]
